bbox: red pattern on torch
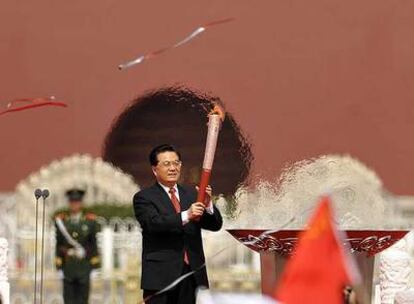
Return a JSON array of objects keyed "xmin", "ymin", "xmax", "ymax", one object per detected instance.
[{"xmin": 197, "ymin": 170, "xmax": 212, "ymax": 205}]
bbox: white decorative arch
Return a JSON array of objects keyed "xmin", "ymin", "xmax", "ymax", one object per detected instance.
[{"xmin": 14, "ymin": 154, "xmax": 140, "ymax": 228}]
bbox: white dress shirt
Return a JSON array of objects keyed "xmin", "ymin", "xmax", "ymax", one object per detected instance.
[{"xmin": 158, "ymin": 182, "xmax": 214, "ymax": 225}]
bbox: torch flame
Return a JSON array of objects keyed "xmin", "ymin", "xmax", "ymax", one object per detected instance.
[{"xmin": 210, "ymin": 104, "xmax": 226, "ymax": 121}]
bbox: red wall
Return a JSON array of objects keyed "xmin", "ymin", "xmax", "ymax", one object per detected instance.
[{"xmin": 1, "ymin": 0, "xmax": 413, "ymax": 194}]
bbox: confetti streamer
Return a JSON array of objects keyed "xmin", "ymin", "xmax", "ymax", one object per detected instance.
[
  {"xmin": 7, "ymin": 98, "xmax": 35, "ymax": 108},
  {"xmin": 118, "ymin": 17, "xmax": 235, "ymax": 70},
  {"xmin": 6, "ymin": 96, "xmax": 58, "ymax": 108},
  {"xmin": 0, "ymin": 96, "xmax": 68, "ymax": 116},
  {"xmin": 173, "ymin": 27, "xmax": 206, "ymax": 48}
]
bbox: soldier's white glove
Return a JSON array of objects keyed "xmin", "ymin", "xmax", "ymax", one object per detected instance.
[
  {"xmin": 57, "ymin": 270, "xmax": 64, "ymax": 279},
  {"xmin": 75, "ymin": 247, "xmax": 86, "ymax": 259},
  {"xmin": 90, "ymin": 270, "xmax": 100, "ymax": 279}
]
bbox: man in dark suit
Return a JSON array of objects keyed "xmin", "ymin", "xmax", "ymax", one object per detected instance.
[{"xmin": 133, "ymin": 144, "xmax": 223, "ymax": 304}]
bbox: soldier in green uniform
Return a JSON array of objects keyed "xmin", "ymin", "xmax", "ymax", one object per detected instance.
[{"xmin": 55, "ymin": 189, "xmax": 100, "ymax": 304}]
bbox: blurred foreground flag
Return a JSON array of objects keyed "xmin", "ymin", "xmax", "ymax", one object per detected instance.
[
  {"xmin": 197, "ymin": 290, "xmax": 277, "ymax": 304},
  {"xmin": 274, "ymin": 196, "xmax": 360, "ymax": 304}
]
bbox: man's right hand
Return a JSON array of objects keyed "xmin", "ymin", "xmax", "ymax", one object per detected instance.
[{"xmin": 188, "ymin": 202, "xmax": 205, "ymax": 221}]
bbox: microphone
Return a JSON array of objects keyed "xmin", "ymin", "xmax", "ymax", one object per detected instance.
[
  {"xmin": 33, "ymin": 188, "xmax": 42, "ymax": 303},
  {"xmin": 41, "ymin": 189, "xmax": 50, "ymax": 199},
  {"xmin": 39, "ymin": 188, "xmax": 50, "ymax": 304},
  {"xmin": 34, "ymin": 189, "xmax": 42, "ymax": 200}
]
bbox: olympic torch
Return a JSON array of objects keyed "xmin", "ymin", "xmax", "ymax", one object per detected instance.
[{"xmin": 197, "ymin": 105, "xmax": 226, "ymax": 206}]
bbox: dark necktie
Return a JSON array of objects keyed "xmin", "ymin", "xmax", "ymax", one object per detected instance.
[{"xmin": 169, "ymin": 187, "xmax": 189, "ymax": 264}]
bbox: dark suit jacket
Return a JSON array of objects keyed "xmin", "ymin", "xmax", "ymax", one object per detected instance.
[{"xmin": 133, "ymin": 183, "xmax": 223, "ymax": 290}]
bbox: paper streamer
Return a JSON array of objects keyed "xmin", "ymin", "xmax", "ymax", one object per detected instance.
[
  {"xmin": 6, "ymin": 96, "xmax": 60, "ymax": 108},
  {"xmin": 0, "ymin": 97, "xmax": 67, "ymax": 116},
  {"xmin": 118, "ymin": 17, "xmax": 234, "ymax": 70}
]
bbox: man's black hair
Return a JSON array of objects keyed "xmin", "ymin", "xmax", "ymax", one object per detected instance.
[{"xmin": 149, "ymin": 144, "xmax": 182, "ymax": 166}]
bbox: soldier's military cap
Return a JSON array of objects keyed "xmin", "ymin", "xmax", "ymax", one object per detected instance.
[{"xmin": 65, "ymin": 188, "xmax": 86, "ymax": 202}]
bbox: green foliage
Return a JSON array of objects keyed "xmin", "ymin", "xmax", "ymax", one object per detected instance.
[{"xmin": 53, "ymin": 203, "xmax": 134, "ymax": 220}]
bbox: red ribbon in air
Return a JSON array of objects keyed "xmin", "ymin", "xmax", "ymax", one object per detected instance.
[{"xmin": 0, "ymin": 96, "xmax": 68, "ymax": 116}]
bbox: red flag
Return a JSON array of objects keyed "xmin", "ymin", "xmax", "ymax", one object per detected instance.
[{"xmin": 274, "ymin": 196, "xmax": 360, "ymax": 304}]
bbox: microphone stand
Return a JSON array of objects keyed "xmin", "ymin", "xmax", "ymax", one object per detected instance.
[
  {"xmin": 33, "ymin": 189, "xmax": 42, "ymax": 304},
  {"xmin": 40, "ymin": 189, "xmax": 50, "ymax": 304}
]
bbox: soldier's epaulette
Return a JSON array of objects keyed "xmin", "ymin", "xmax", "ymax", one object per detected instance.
[
  {"xmin": 55, "ymin": 213, "xmax": 67, "ymax": 220},
  {"xmin": 85, "ymin": 213, "xmax": 97, "ymax": 221}
]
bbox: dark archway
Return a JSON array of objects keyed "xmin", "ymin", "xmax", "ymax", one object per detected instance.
[{"xmin": 103, "ymin": 86, "xmax": 252, "ymax": 196}]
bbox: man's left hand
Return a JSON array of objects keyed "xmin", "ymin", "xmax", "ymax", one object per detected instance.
[{"xmin": 196, "ymin": 185, "xmax": 212, "ymax": 205}]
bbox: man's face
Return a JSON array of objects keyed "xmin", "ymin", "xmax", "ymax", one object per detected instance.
[
  {"xmin": 69, "ymin": 200, "xmax": 82, "ymax": 213},
  {"xmin": 152, "ymin": 151, "xmax": 182, "ymax": 187}
]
